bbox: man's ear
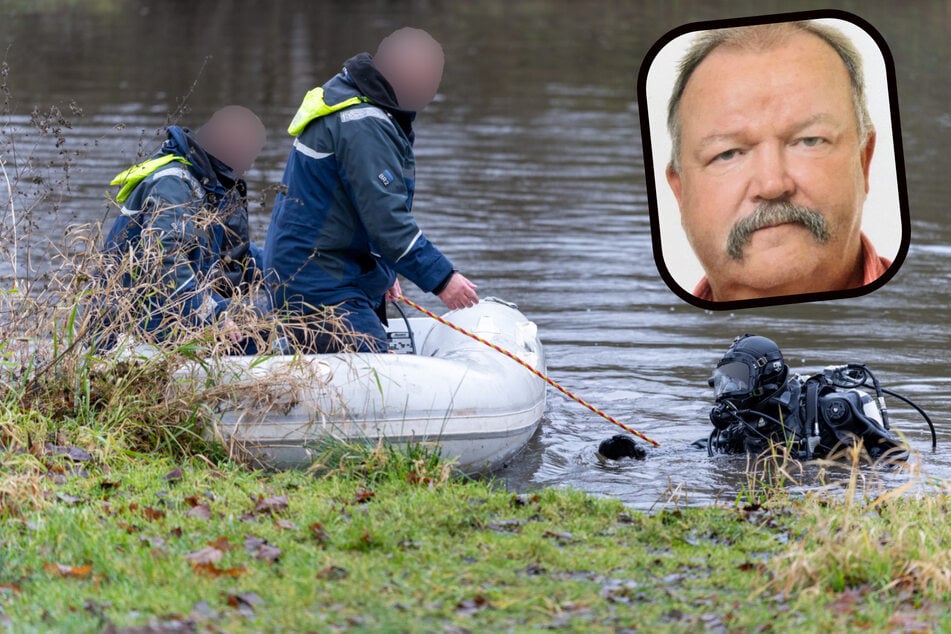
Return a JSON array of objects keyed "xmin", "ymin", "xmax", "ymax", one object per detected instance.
[
  {"xmin": 666, "ymin": 163, "xmax": 683, "ymax": 206},
  {"xmin": 860, "ymin": 129, "xmax": 876, "ymax": 194}
]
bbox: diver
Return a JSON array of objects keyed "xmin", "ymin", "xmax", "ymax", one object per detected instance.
[{"xmin": 701, "ymin": 334, "xmax": 935, "ymax": 461}]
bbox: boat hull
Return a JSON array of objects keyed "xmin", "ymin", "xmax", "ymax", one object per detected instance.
[{"xmin": 198, "ymin": 299, "xmax": 547, "ymax": 473}]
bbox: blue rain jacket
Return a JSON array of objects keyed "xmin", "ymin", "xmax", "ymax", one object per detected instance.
[
  {"xmin": 102, "ymin": 126, "xmax": 260, "ymax": 334},
  {"xmin": 263, "ymin": 54, "xmax": 454, "ymax": 315}
]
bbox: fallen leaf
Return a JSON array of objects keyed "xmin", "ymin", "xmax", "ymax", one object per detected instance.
[
  {"xmin": 242, "ymin": 536, "xmax": 280, "ymax": 562},
  {"xmin": 163, "ymin": 467, "xmax": 184, "ymax": 483},
  {"xmin": 316, "ymin": 565, "xmax": 348, "ymax": 580},
  {"xmin": 226, "ymin": 591, "xmax": 263, "ymax": 610},
  {"xmin": 888, "ymin": 611, "xmax": 934, "ymax": 631},
  {"xmin": 353, "ymin": 489, "xmax": 375, "ymax": 504},
  {"xmin": 243, "ymin": 536, "xmax": 266, "ymax": 551},
  {"xmin": 455, "ymin": 595, "xmax": 489, "ymax": 616},
  {"xmin": 183, "ymin": 495, "xmax": 202, "ymax": 507},
  {"xmin": 207, "ymin": 536, "xmax": 234, "ymax": 552},
  {"xmin": 139, "ymin": 535, "xmax": 166, "ymax": 549},
  {"xmin": 142, "ymin": 507, "xmax": 166, "ymax": 522},
  {"xmin": 487, "ymin": 519, "xmax": 525, "ymax": 534},
  {"xmin": 0, "ymin": 583, "xmax": 20, "ymax": 594},
  {"xmin": 191, "ymin": 562, "xmax": 246, "ymax": 578},
  {"xmin": 45, "ymin": 444, "xmax": 91, "ymax": 462},
  {"xmin": 185, "ymin": 546, "xmax": 224, "ymax": 565},
  {"xmin": 829, "ymin": 588, "xmax": 864, "ymax": 615},
  {"xmin": 186, "ymin": 504, "xmax": 212, "ymax": 520},
  {"xmin": 512, "ymin": 493, "xmax": 539, "ymax": 507},
  {"xmin": 542, "ymin": 530, "xmax": 573, "ymax": 542},
  {"xmin": 43, "ymin": 562, "xmax": 93, "ymax": 579},
  {"xmin": 310, "ymin": 522, "xmax": 329, "ymax": 544},
  {"xmin": 736, "ymin": 561, "xmax": 766, "ymax": 573},
  {"xmin": 55, "ymin": 492, "xmax": 82, "ymax": 505},
  {"xmin": 253, "ymin": 495, "xmax": 288, "ymax": 515},
  {"xmin": 275, "ymin": 519, "xmax": 297, "ymax": 530},
  {"xmin": 255, "ymin": 543, "xmax": 282, "ymax": 563},
  {"xmin": 99, "ymin": 479, "xmax": 121, "ymax": 492}
]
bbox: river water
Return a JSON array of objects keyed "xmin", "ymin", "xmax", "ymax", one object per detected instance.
[{"xmin": 1, "ymin": 1, "xmax": 949, "ymax": 509}]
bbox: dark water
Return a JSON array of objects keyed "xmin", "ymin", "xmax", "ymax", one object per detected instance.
[{"xmin": 1, "ymin": 1, "xmax": 949, "ymax": 509}]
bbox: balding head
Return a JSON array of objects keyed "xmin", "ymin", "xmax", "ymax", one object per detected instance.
[
  {"xmin": 374, "ymin": 27, "xmax": 444, "ymax": 112},
  {"xmin": 195, "ymin": 105, "xmax": 267, "ymax": 177}
]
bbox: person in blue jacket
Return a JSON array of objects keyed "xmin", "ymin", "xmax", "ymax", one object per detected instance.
[
  {"xmin": 263, "ymin": 27, "xmax": 479, "ymax": 353},
  {"xmin": 99, "ymin": 106, "xmax": 267, "ymax": 347}
]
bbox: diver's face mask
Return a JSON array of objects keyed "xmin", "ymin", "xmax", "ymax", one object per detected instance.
[{"xmin": 709, "ymin": 361, "xmax": 755, "ymax": 402}]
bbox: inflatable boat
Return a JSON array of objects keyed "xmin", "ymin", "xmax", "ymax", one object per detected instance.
[{"xmin": 197, "ymin": 298, "xmax": 547, "ymax": 473}]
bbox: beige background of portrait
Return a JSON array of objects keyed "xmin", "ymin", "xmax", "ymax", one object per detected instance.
[{"xmin": 645, "ymin": 17, "xmax": 902, "ymax": 294}]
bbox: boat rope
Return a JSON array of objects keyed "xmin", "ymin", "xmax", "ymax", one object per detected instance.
[{"xmin": 399, "ymin": 295, "xmax": 661, "ymax": 447}]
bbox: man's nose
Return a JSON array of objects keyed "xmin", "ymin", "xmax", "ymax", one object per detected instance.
[{"xmin": 750, "ymin": 143, "xmax": 795, "ymax": 201}]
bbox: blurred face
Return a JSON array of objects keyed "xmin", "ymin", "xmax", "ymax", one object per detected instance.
[
  {"xmin": 197, "ymin": 106, "xmax": 266, "ymax": 177},
  {"xmin": 375, "ymin": 28, "xmax": 444, "ymax": 112},
  {"xmin": 666, "ymin": 31, "xmax": 875, "ymax": 301}
]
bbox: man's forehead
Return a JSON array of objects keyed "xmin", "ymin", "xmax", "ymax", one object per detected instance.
[{"xmin": 689, "ymin": 29, "xmax": 848, "ymax": 86}]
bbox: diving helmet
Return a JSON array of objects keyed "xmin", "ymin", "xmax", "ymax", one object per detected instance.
[{"xmin": 709, "ymin": 334, "xmax": 788, "ymax": 405}]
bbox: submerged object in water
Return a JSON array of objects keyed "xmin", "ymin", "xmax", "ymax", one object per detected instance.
[{"xmin": 597, "ymin": 434, "xmax": 646, "ymax": 460}]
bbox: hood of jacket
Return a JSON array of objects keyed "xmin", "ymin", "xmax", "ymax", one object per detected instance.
[
  {"xmin": 287, "ymin": 53, "xmax": 417, "ymax": 142},
  {"xmin": 162, "ymin": 126, "xmax": 238, "ymax": 193},
  {"xmin": 344, "ymin": 52, "xmax": 416, "ymax": 141}
]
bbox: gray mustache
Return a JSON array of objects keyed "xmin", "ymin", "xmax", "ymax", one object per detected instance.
[{"xmin": 727, "ymin": 201, "xmax": 830, "ymax": 260}]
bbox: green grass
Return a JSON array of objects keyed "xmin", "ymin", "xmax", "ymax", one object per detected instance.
[{"xmin": 0, "ymin": 440, "xmax": 948, "ymax": 633}]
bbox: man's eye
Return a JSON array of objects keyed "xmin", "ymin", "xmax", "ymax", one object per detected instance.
[
  {"xmin": 798, "ymin": 136, "xmax": 826, "ymax": 147},
  {"xmin": 713, "ymin": 149, "xmax": 740, "ymax": 162}
]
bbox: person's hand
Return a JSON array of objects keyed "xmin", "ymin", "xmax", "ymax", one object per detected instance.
[
  {"xmin": 436, "ymin": 273, "xmax": 479, "ymax": 310},
  {"xmin": 385, "ymin": 278, "xmax": 403, "ymax": 303},
  {"xmin": 220, "ymin": 317, "xmax": 243, "ymax": 344}
]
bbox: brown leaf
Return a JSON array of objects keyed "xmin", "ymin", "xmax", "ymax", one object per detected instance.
[
  {"xmin": 142, "ymin": 507, "xmax": 166, "ymax": 522},
  {"xmin": 310, "ymin": 522, "xmax": 329, "ymax": 544},
  {"xmin": 353, "ymin": 489, "xmax": 375, "ymax": 504},
  {"xmin": 164, "ymin": 467, "xmax": 184, "ymax": 483},
  {"xmin": 207, "ymin": 536, "xmax": 235, "ymax": 552},
  {"xmin": 316, "ymin": 565, "xmax": 348, "ymax": 580},
  {"xmin": 99, "ymin": 479, "xmax": 121, "ymax": 491},
  {"xmin": 191, "ymin": 562, "xmax": 246, "ymax": 578},
  {"xmin": 0, "ymin": 583, "xmax": 20, "ymax": 594},
  {"xmin": 183, "ymin": 495, "xmax": 203, "ymax": 508},
  {"xmin": 275, "ymin": 519, "xmax": 297, "ymax": 530},
  {"xmin": 455, "ymin": 595, "xmax": 489, "ymax": 616},
  {"xmin": 512, "ymin": 493, "xmax": 540, "ymax": 507},
  {"xmin": 253, "ymin": 495, "xmax": 288, "ymax": 515},
  {"xmin": 43, "ymin": 562, "xmax": 93, "ymax": 579},
  {"xmin": 186, "ymin": 504, "xmax": 212, "ymax": 520},
  {"xmin": 226, "ymin": 591, "xmax": 263, "ymax": 609},
  {"xmin": 185, "ymin": 546, "xmax": 224, "ymax": 565}
]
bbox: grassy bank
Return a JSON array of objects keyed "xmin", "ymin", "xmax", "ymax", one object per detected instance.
[{"xmin": 0, "ymin": 436, "xmax": 948, "ymax": 633}]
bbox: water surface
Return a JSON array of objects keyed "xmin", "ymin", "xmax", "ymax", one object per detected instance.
[{"xmin": 1, "ymin": 0, "xmax": 949, "ymax": 509}]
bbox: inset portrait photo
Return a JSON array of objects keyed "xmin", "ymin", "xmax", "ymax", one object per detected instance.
[{"xmin": 638, "ymin": 10, "xmax": 908, "ymax": 309}]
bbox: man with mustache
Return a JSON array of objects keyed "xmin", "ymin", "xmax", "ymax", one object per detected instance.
[{"xmin": 664, "ymin": 20, "xmax": 891, "ymax": 302}]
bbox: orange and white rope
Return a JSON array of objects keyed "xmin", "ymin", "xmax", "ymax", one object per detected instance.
[{"xmin": 399, "ymin": 296, "xmax": 660, "ymax": 447}]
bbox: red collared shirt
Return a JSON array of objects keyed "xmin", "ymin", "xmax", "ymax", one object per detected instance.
[{"xmin": 692, "ymin": 233, "xmax": 892, "ymax": 302}]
